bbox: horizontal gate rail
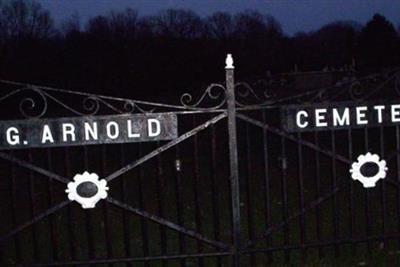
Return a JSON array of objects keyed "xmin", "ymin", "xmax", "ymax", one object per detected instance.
[
  {"xmin": 0, "ymin": 79, "xmax": 230, "ymax": 115},
  {"xmin": 33, "ymin": 252, "xmax": 233, "ymax": 266},
  {"xmin": 243, "ymin": 233, "xmax": 400, "ymax": 255}
]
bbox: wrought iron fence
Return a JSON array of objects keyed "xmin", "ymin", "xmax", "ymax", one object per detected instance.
[{"xmin": 0, "ymin": 55, "xmax": 399, "ymax": 266}]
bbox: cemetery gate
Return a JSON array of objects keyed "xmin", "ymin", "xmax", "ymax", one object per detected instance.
[{"xmin": 0, "ymin": 55, "xmax": 400, "ymax": 266}]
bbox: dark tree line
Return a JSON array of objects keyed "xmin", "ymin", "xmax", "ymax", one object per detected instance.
[{"xmin": 0, "ymin": 0, "xmax": 399, "ymax": 100}]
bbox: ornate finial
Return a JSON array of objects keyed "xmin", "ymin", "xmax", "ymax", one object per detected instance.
[{"xmin": 225, "ymin": 54, "xmax": 234, "ymax": 69}]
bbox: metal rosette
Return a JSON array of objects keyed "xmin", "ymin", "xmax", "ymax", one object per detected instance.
[
  {"xmin": 66, "ymin": 172, "xmax": 109, "ymax": 209},
  {"xmin": 350, "ymin": 152, "xmax": 388, "ymax": 188}
]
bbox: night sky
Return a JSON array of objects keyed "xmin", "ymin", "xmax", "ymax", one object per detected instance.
[{"xmin": 37, "ymin": 0, "xmax": 400, "ymax": 35}]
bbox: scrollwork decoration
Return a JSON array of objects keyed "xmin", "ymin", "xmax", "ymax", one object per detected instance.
[
  {"xmin": 19, "ymin": 86, "xmax": 48, "ymax": 118},
  {"xmin": 349, "ymin": 80, "xmax": 365, "ymax": 100},
  {"xmin": 1, "ymin": 69, "xmax": 399, "ymax": 119},
  {"xmin": 0, "ymin": 83, "xmax": 163, "ymax": 119},
  {"xmin": 234, "ymin": 82, "xmax": 268, "ymax": 107},
  {"xmin": 83, "ymin": 96, "xmax": 102, "ymax": 115},
  {"xmin": 180, "ymin": 83, "xmax": 226, "ymax": 110},
  {"xmin": 123, "ymin": 100, "xmax": 155, "ymax": 114},
  {"xmin": 233, "ymin": 78, "xmax": 292, "ymax": 107},
  {"xmin": 253, "ymin": 79, "xmax": 274, "ymax": 99}
]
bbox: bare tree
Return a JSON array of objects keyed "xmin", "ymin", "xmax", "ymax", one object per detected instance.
[
  {"xmin": 153, "ymin": 9, "xmax": 204, "ymax": 39},
  {"xmin": 85, "ymin": 8, "xmax": 140, "ymax": 41},
  {"xmin": 206, "ymin": 12, "xmax": 235, "ymax": 39},
  {"xmin": 0, "ymin": 0, "xmax": 54, "ymax": 40},
  {"xmin": 233, "ymin": 10, "xmax": 282, "ymax": 40},
  {"xmin": 86, "ymin": 15, "xmax": 111, "ymax": 38},
  {"xmin": 265, "ymin": 15, "xmax": 283, "ymax": 40},
  {"xmin": 108, "ymin": 8, "xmax": 138, "ymax": 40},
  {"xmin": 359, "ymin": 14, "xmax": 399, "ymax": 67},
  {"xmin": 61, "ymin": 13, "xmax": 81, "ymax": 37},
  {"xmin": 135, "ymin": 16, "xmax": 157, "ymax": 38},
  {"xmin": 234, "ymin": 10, "xmax": 267, "ymax": 39}
]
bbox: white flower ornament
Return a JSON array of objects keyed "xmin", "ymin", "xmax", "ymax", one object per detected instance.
[
  {"xmin": 350, "ymin": 153, "xmax": 388, "ymax": 188},
  {"xmin": 66, "ymin": 172, "xmax": 109, "ymax": 209}
]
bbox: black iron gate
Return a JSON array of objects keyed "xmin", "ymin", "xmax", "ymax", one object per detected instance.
[
  {"xmin": 0, "ymin": 55, "xmax": 400, "ymax": 266},
  {"xmin": 236, "ymin": 67, "xmax": 400, "ymax": 265}
]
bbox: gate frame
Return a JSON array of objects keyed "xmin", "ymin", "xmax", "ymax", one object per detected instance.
[
  {"xmin": 225, "ymin": 55, "xmax": 242, "ymax": 267},
  {"xmin": 0, "ymin": 54, "xmax": 244, "ymax": 266},
  {"xmin": 1, "ymin": 54, "xmax": 398, "ymax": 266}
]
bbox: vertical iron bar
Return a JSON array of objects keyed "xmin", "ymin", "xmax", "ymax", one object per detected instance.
[
  {"xmin": 46, "ymin": 149, "xmax": 58, "ymax": 262},
  {"xmin": 347, "ymin": 129, "xmax": 356, "ymax": 255},
  {"xmin": 330, "ymin": 131, "xmax": 339, "ymax": 257},
  {"xmin": 156, "ymin": 147, "xmax": 168, "ymax": 267},
  {"xmin": 262, "ymin": 110, "xmax": 272, "ymax": 264},
  {"xmin": 225, "ymin": 54, "xmax": 241, "ymax": 267},
  {"xmin": 83, "ymin": 146, "xmax": 95, "ymax": 260},
  {"xmin": 245, "ymin": 123, "xmax": 255, "ymax": 266},
  {"xmin": 297, "ymin": 132, "xmax": 306, "ymax": 262},
  {"xmin": 280, "ymin": 136, "xmax": 290, "ymax": 263},
  {"xmin": 192, "ymin": 115, "xmax": 204, "ymax": 267},
  {"xmin": 27, "ymin": 151, "xmax": 40, "ymax": 263},
  {"xmin": 313, "ymin": 132, "xmax": 323, "ymax": 258},
  {"xmin": 119, "ymin": 145, "xmax": 133, "ymax": 267},
  {"xmin": 174, "ymin": 145, "xmax": 187, "ymax": 267},
  {"xmin": 100, "ymin": 146, "xmax": 113, "ymax": 266},
  {"xmin": 0, "ymin": 240, "xmax": 2, "ymax": 264},
  {"xmin": 210, "ymin": 121, "xmax": 222, "ymax": 267},
  {"xmin": 9, "ymin": 151, "xmax": 22, "ymax": 264},
  {"xmin": 379, "ymin": 126, "xmax": 386, "ymax": 249},
  {"xmin": 364, "ymin": 128, "xmax": 371, "ymax": 253},
  {"xmin": 397, "ymin": 126, "xmax": 400, "ymax": 249},
  {"xmin": 137, "ymin": 144, "xmax": 150, "ymax": 267},
  {"xmin": 64, "ymin": 148, "xmax": 77, "ymax": 266}
]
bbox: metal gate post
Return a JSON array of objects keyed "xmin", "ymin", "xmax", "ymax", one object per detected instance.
[{"xmin": 225, "ymin": 54, "xmax": 241, "ymax": 267}]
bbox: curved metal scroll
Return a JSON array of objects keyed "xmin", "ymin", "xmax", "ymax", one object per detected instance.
[{"xmin": 180, "ymin": 83, "xmax": 227, "ymax": 110}]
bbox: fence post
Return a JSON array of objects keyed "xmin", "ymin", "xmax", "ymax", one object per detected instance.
[{"xmin": 225, "ymin": 54, "xmax": 241, "ymax": 267}]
